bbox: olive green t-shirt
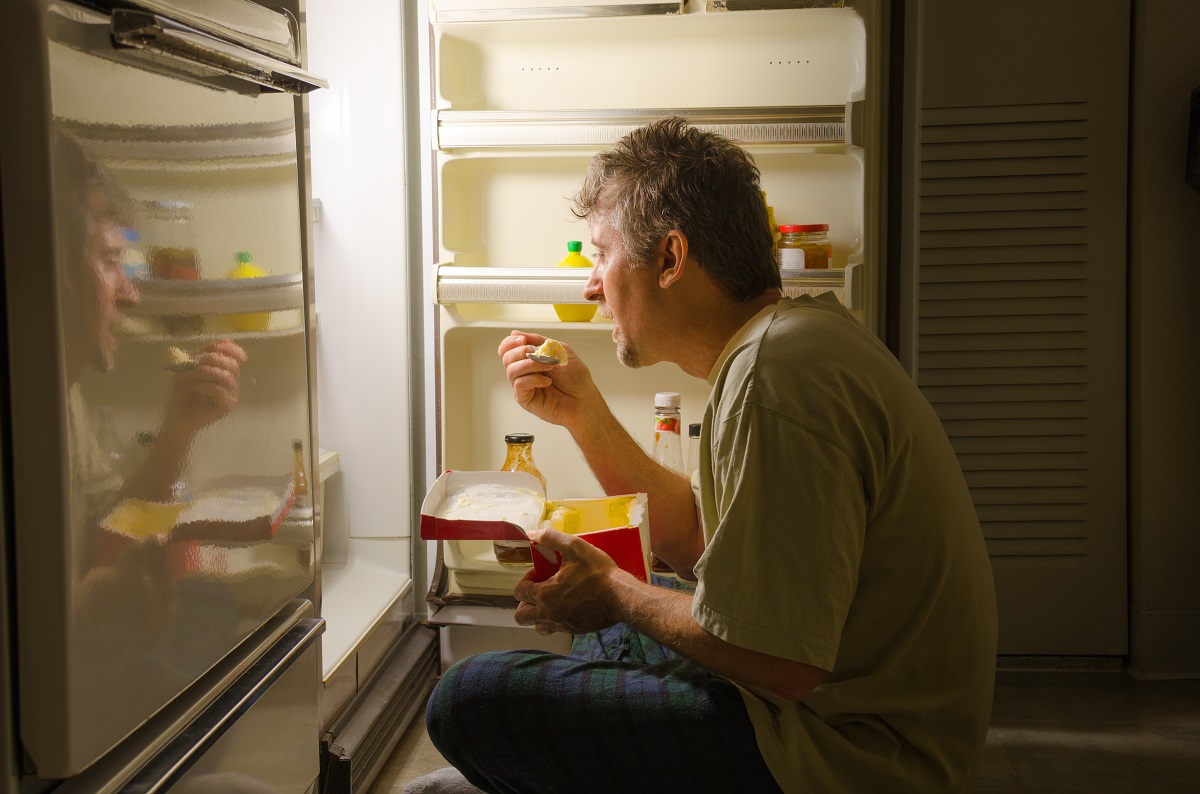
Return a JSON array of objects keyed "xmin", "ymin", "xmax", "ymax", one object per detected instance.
[{"xmin": 692, "ymin": 295, "xmax": 997, "ymax": 792}]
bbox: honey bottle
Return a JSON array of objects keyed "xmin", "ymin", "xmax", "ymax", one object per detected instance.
[{"xmin": 495, "ymin": 433, "xmax": 546, "ymax": 566}]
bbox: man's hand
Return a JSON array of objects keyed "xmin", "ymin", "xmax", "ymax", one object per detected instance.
[
  {"xmin": 163, "ymin": 339, "xmax": 246, "ymax": 434},
  {"xmin": 498, "ymin": 331, "xmax": 602, "ymax": 432},
  {"xmin": 513, "ymin": 528, "xmax": 626, "ymax": 635}
]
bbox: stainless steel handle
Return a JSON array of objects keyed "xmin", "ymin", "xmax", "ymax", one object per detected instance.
[{"xmin": 111, "ymin": 9, "xmax": 328, "ymax": 94}]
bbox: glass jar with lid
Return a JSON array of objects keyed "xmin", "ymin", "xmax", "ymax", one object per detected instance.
[
  {"xmin": 777, "ymin": 224, "xmax": 832, "ymax": 272},
  {"xmin": 495, "ymin": 432, "xmax": 546, "ymax": 566}
]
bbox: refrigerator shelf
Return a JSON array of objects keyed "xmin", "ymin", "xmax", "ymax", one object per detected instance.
[
  {"xmin": 437, "ymin": 105, "xmax": 850, "ymax": 149},
  {"xmin": 435, "ymin": 263, "xmax": 846, "ymax": 305},
  {"xmin": 116, "ymin": 323, "xmax": 304, "ymax": 344},
  {"xmin": 127, "ymin": 273, "xmax": 303, "ymax": 315}
]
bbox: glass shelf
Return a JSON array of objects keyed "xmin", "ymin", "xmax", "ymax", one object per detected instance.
[{"xmin": 129, "ymin": 273, "xmax": 303, "ymax": 315}]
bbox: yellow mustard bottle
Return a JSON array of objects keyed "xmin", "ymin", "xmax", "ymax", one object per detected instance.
[
  {"xmin": 553, "ymin": 241, "xmax": 598, "ymax": 322},
  {"xmin": 225, "ymin": 251, "xmax": 270, "ymax": 331}
]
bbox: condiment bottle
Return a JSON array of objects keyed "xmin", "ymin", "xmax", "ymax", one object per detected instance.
[
  {"xmin": 652, "ymin": 393, "xmax": 684, "ymax": 474},
  {"xmin": 762, "ymin": 191, "xmax": 781, "ymax": 247},
  {"xmin": 686, "ymin": 422, "xmax": 702, "ymax": 479},
  {"xmin": 777, "ymin": 224, "xmax": 833, "ymax": 272},
  {"xmin": 226, "ymin": 251, "xmax": 270, "ymax": 331},
  {"xmin": 651, "ymin": 393, "xmax": 683, "ymax": 574},
  {"xmin": 553, "ymin": 241, "xmax": 598, "ymax": 322},
  {"xmin": 496, "ymin": 432, "xmax": 546, "ymax": 566},
  {"xmin": 292, "ymin": 438, "xmax": 310, "ymax": 508}
]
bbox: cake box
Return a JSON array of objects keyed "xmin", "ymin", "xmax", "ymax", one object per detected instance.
[{"xmin": 419, "ymin": 470, "xmax": 650, "ymax": 583}]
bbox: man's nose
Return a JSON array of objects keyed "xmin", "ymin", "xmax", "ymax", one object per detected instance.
[
  {"xmin": 116, "ymin": 269, "xmax": 140, "ymax": 306},
  {"xmin": 582, "ymin": 266, "xmax": 603, "ymax": 303}
]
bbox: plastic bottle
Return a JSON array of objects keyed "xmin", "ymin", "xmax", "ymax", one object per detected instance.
[
  {"xmin": 553, "ymin": 241, "xmax": 598, "ymax": 323},
  {"xmin": 226, "ymin": 251, "xmax": 270, "ymax": 331},
  {"xmin": 495, "ymin": 432, "xmax": 546, "ymax": 566},
  {"xmin": 121, "ymin": 228, "xmax": 149, "ymax": 280},
  {"xmin": 652, "ymin": 393, "xmax": 684, "ymax": 474},
  {"xmin": 651, "ymin": 393, "xmax": 683, "ymax": 574},
  {"xmin": 762, "ymin": 191, "xmax": 781, "ymax": 248},
  {"xmin": 686, "ymin": 422, "xmax": 701, "ymax": 478}
]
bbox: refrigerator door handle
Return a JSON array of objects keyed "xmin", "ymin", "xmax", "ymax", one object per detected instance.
[
  {"xmin": 118, "ymin": 617, "xmax": 325, "ymax": 793},
  {"xmin": 110, "ymin": 9, "xmax": 328, "ymax": 94}
]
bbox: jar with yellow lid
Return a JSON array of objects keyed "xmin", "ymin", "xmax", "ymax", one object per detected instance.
[{"xmin": 777, "ymin": 224, "xmax": 832, "ymax": 272}]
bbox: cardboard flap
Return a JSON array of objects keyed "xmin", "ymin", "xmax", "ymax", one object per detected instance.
[
  {"xmin": 420, "ymin": 514, "xmax": 529, "ymax": 541},
  {"xmin": 419, "ymin": 470, "xmax": 546, "ymax": 542}
]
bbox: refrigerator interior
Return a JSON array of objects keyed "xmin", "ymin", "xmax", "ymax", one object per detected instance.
[{"xmin": 424, "ymin": 0, "xmax": 886, "ymax": 618}]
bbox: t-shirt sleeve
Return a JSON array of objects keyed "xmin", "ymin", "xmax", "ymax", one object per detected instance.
[{"xmin": 693, "ymin": 401, "xmax": 866, "ymax": 672}]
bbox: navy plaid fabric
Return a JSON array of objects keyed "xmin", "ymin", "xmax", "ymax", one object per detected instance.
[{"xmin": 424, "ymin": 577, "xmax": 783, "ymax": 794}]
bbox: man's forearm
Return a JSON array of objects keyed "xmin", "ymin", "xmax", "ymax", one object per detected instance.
[
  {"xmin": 606, "ymin": 572, "xmax": 824, "ymax": 702},
  {"xmin": 567, "ymin": 403, "xmax": 704, "ymax": 570}
]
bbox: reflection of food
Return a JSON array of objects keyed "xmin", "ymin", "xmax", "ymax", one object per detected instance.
[
  {"xmin": 149, "ymin": 246, "xmax": 200, "ymax": 281},
  {"xmin": 172, "ymin": 479, "xmax": 296, "ymax": 543},
  {"xmin": 225, "ymin": 251, "xmax": 270, "ymax": 332},
  {"xmin": 101, "ymin": 498, "xmax": 188, "ymax": 539},
  {"xmin": 531, "ymin": 338, "xmax": 567, "ymax": 365},
  {"xmin": 167, "ymin": 346, "xmax": 192, "ymax": 368},
  {"xmin": 96, "ymin": 498, "xmax": 188, "ymax": 567}
]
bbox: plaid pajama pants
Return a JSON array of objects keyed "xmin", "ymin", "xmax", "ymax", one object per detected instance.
[{"xmin": 424, "ymin": 576, "xmax": 783, "ymax": 794}]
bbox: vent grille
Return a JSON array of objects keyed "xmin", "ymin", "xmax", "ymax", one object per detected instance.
[{"xmin": 916, "ymin": 101, "xmax": 1095, "ymax": 561}]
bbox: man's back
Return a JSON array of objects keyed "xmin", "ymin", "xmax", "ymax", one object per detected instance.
[{"xmin": 694, "ymin": 294, "xmax": 998, "ymax": 792}]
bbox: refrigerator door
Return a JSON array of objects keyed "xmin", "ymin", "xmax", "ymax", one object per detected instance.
[{"xmin": 0, "ymin": 0, "xmax": 316, "ymax": 777}]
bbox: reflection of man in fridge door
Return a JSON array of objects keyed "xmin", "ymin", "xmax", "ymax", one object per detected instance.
[
  {"xmin": 418, "ymin": 118, "xmax": 999, "ymax": 793},
  {"xmin": 53, "ymin": 133, "xmax": 246, "ymax": 623}
]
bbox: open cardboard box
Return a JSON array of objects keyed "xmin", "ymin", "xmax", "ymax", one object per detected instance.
[{"xmin": 419, "ymin": 470, "xmax": 651, "ymax": 585}]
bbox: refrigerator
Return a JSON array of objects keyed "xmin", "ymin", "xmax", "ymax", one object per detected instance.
[
  {"xmin": 419, "ymin": 0, "xmax": 886, "ymax": 661},
  {"xmin": 0, "ymin": 0, "xmax": 327, "ymax": 790},
  {"xmin": 305, "ymin": 0, "xmax": 890, "ymax": 698}
]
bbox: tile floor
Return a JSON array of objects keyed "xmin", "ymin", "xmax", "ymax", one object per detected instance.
[{"xmin": 369, "ymin": 669, "xmax": 1200, "ymax": 793}]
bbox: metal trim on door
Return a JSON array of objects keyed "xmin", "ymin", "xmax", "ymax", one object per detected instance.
[{"xmin": 111, "ymin": 9, "xmax": 328, "ymax": 94}]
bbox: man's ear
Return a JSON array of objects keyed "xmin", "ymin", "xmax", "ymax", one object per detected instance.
[{"xmin": 658, "ymin": 230, "xmax": 688, "ymax": 289}]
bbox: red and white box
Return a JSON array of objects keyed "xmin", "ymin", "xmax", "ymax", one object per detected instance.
[{"xmin": 419, "ymin": 470, "xmax": 650, "ymax": 583}]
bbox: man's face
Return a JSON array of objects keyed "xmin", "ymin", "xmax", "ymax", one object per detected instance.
[
  {"xmin": 583, "ymin": 211, "xmax": 660, "ymax": 369},
  {"xmin": 79, "ymin": 216, "xmax": 139, "ymax": 373}
]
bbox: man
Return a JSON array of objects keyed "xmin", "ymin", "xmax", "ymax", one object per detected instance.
[
  {"xmin": 418, "ymin": 117, "xmax": 997, "ymax": 793},
  {"xmin": 55, "ymin": 132, "xmax": 247, "ymax": 578}
]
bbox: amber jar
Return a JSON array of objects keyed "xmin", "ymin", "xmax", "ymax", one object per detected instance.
[
  {"xmin": 777, "ymin": 224, "xmax": 832, "ymax": 271},
  {"xmin": 495, "ymin": 432, "xmax": 546, "ymax": 566}
]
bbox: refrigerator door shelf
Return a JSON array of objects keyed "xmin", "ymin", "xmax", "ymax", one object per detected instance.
[
  {"xmin": 427, "ymin": 605, "xmax": 571, "ymax": 669},
  {"xmin": 437, "ymin": 105, "xmax": 850, "ymax": 149}
]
